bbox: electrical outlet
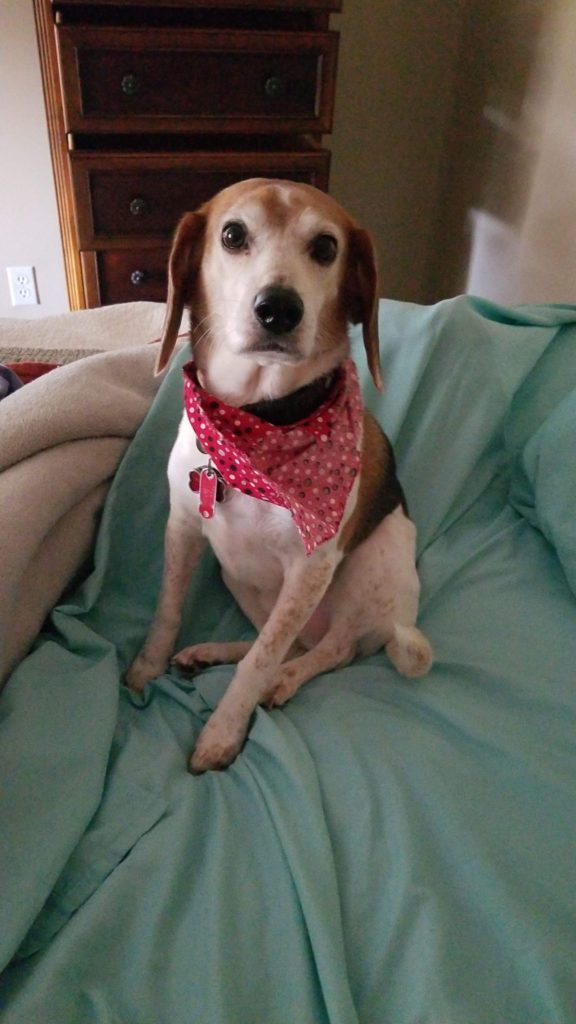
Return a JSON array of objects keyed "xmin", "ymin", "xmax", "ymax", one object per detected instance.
[{"xmin": 7, "ymin": 266, "xmax": 39, "ymax": 306}]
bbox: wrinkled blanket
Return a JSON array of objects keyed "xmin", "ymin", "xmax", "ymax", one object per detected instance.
[
  {"xmin": 1, "ymin": 296, "xmax": 576, "ymax": 1024},
  {"xmin": 0, "ymin": 343, "xmax": 159, "ymax": 681}
]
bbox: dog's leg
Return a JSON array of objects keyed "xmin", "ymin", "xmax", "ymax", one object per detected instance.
[
  {"xmin": 267, "ymin": 506, "xmax": 433, "ymax": 703},
  {"xmin": 189, "ymin": 551, "xmax": 338, "ymax": 773},
  {"xmin": 173, "ymin": 637, "xmax": 306, "ymax": 675},
  {"xmin": 172, "ymin": 578, "xmax": 266, "ymax": 673},
  {"xmin": 125, "ymin": 515, "xmax": 205, "ymax": 692},
  {"xmin": 173, "ymin": 640, "xmax": 254, "ymax": 674},
  {"xmin": 264, "ymin": 629, "xmax": 355, "ymax": 707},
  {"xmin": 264, "ymin": 620, "xmax": 432, "ymax": 709}
]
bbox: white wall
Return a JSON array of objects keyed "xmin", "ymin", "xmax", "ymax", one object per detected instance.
[{"xmin": 0, "ymin": 0, "xmax": 68, "ymax": 317}]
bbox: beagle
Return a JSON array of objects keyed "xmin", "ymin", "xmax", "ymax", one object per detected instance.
[{"xmin": 126, "ymin": 179, "xmax": 432, "ymax": 772}]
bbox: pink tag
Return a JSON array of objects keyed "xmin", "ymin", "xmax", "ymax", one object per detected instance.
[{"xmin": 198, "ymin": 467, "xmax": 218, "ymax": 519}]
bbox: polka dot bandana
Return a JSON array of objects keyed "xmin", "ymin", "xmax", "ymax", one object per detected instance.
[{"xmin": 183, "ymin": 359, "xmax": 363, "ymax": 555}]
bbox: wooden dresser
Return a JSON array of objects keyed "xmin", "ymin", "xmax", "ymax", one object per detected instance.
[{"xmin": 33, "ymin": 0, "xmax": 341, "ymax": 309}]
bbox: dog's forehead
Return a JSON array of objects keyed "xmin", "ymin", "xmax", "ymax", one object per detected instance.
[{"xmin": 205, "ymin": 180, "xmax": 352, "ymax": 237}]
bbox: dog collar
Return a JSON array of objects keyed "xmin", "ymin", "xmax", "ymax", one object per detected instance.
[
  {"xmin": 242, "ymin": 369, "xmax": 338, "ymax": 426},
  {"xmin": 183, "ymin": 359, "xmax": 363, "ymax": 554}
]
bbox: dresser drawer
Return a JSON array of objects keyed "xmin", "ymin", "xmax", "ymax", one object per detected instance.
[
  {"xmin": 56, "ymin": 1, "xmax": 342, "ymax": 8},
  {"xmin": 82, "ymin": 248, "xmax": 170, "ymax": 306},
  {"xmin": 70, "ymin": 151, "xmax": 330, "ymax": 247},
  {"xmin": 58, "ymin": 27, "xmax": 338, "ymax": 134}
]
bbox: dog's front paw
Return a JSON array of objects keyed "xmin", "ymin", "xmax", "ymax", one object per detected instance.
[
  {"xmin": 124, "ymin": 653, "xmax": 165, "ymax": 693},
  {"xmin": 188, "ymin": 716, "xmax": 247, "ymax": 774}
]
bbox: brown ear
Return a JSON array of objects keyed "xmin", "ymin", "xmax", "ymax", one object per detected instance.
[
  {"xmin": 155, "ymin": 211, "xmax": 206, "ymax": 375},
  {"xmin": 344, "ymin": 227, "xmax": 383, "ymax": 391}
]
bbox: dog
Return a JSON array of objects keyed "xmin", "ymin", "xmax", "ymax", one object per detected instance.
[{"xmin": 125, "ymin": 178, "xmax": 433, "ymax": 773}]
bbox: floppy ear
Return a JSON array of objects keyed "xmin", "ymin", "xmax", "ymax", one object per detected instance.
[
  {"xmin": 344, "ymin": 227, "xmax": 383, "ymax": 391},
  {"xmin": 155, "ymin": 211, "xmax": 206, "ymax": 375}
]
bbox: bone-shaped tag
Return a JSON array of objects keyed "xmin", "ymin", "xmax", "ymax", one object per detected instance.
[
  {"xmin": 189, "ymin": 463, "xmax": 226, "ymax": 516},
  {"xmin": 198, "ymin": 467, "xmax": 218, "ymax": 519}
]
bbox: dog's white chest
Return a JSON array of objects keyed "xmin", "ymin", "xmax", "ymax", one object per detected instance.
[
  {"xmin": 168, "ymin": 414, "xmax": 300, "ymax": 589},
  {"xmin": 206, "ymin": 491, "xmax": 297, "ymax": 588}
]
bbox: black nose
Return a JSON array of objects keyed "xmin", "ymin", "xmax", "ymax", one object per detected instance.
[{"xmin": 253, "ymin": 286, "xmax": 304, "ymax": 336}]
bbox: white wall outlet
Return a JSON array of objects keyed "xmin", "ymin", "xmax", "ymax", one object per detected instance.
[{"xmin": 7, "ymin": 266, "xmax": 40, "ymax": 306}]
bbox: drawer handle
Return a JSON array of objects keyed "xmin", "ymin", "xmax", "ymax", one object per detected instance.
[
  {"xmin": 264, "ymin": 75, "xmax": 285, "ymax": 99},
  {"xmin": 130, "ymin": 270, "xmax": 147, "ymax": 286},
  {"xmin": 129, "ymin": 197, "xmax": 148, "ymax": 217},
  {"xmin": 121, "ymin": 74, "xmax": 141, "ymax": 97}
]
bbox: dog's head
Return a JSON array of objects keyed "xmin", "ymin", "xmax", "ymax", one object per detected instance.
[{"xmin": 156, "ymin": 179, "xmax": 383, "ymax": 390}]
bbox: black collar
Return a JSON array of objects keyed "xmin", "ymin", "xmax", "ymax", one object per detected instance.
[{"xmin": 242, "ymin": 368, "xmax": 339, "ymax": 426}]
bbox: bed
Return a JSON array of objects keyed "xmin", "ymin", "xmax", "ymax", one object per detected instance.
[{"xmin": 1, "ymin": 295, "xmax": 575, "ymax": 1024}]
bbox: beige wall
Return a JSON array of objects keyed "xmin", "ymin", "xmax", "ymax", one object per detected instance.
[
  {"xmin": 431, "ymin": 0, "xmax": 576, "ymax": 305},
  {"xmin": 330, "ymin": 0, "xmax": 466, "ymax": 303},
  {"xmin": 0, "ymin": 0, "xmax": 68, "ymax": 317},
  {"xmin": 1, "ymin": 0, "xmax": 576, "ymax": 318},
  {"xmin": 474, "ymin": 0, "xmax": 576, "ymax": 303}
]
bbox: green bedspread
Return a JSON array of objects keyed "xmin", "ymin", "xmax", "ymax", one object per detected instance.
[{"xmin": 1, "ymin": 296, "xmax": 576, "ymax": 1023}]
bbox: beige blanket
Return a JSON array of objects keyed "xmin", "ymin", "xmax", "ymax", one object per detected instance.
[
  {"xmin": 0, "ymin": 304, "xmax": 169, "ymax": 683},
  {"xmin": 0, "ymin": 300, "xmax": 167, "ymax": 360}
]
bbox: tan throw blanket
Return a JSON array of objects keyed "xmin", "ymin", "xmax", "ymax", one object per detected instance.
[
  {"xmin": 0, "ymin": 300, "xmax": 167, "ymax": 364},
  {"xmin": 0, "ymin": 344, "xmax": 161, "ymax": 683}
]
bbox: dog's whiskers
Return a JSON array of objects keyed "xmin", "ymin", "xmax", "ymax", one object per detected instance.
[{"xmin": 190, "ymin": 312, "xmax": 223, "ymax": 352}]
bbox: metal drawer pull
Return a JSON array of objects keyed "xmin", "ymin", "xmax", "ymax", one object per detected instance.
[
  {"xmin": 264, "ymin": 75, "xmax": 284, "ymax": 99},
  {"xmin": 130, "ymin": 270, "xmax": 146, "ymax": 285},
  {"xmin": 129, "ymin": 197, "xmax": 147, "ymax": 217},
  {"xmin": 121, "ymin": 74, "xmax": 141, "ymax": 96}
]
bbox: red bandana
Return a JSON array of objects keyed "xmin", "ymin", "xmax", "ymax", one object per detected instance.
[{"xmin": 183, "ymin": 359, "xmax": 363, "ymax": 554}]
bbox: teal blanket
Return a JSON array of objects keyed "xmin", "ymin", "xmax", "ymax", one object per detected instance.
[{"xmin": 1, "ymin": 296, "xmax": 576, "ymax": 1023}]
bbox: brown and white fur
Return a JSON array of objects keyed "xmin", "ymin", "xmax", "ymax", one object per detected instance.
[{"xmin": 125, "ymin": 179, "xmax": 432, "ymax": 772}]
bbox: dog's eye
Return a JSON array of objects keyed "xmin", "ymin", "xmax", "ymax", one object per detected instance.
[
  {"xmin": 309, "ymin": 233, "xmax": 338, "ymax": 265},
  {"xmin": 222, "ymin": 221, "xmax": 247, "ymax": 251}
]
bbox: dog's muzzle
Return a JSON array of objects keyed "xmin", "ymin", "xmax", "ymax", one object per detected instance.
[{"xmin": 253, "ymin": 286, "xmax": 304, "ymax": 337}]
